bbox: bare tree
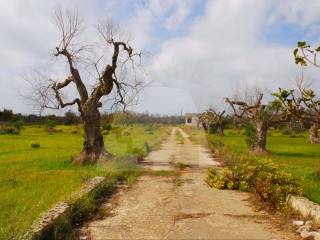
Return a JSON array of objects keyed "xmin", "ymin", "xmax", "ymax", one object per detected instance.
[
  {"xmin": 225, "ymin": 89, "xmax": 280, "ymax": 154},
  {"xmin": 29, "ymin": 8, "xmax": 143, "ymax": 164},
  {"xmin": 199, "ymin": 108, "xmax": 226, "ymax": 135}
]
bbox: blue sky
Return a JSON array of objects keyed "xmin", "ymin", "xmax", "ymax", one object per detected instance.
[{"xmin": 1, "ymin": 0, "xmax": 320, "ymax": 115}]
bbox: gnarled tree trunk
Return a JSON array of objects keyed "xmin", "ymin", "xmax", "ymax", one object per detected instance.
[
  {"xmin": 216, "ymin": 125, "xmax": 224, "ymax": 136},
  {"xmin": 309, "ymin": 123, "xmax": 319, "ymax": 144},
  {"xmin": 34, "ymin": 9, "xmax": 142, "ymax": 165},
  {"xmin": 74, "ymin": 105, "xmax": 105, "ymax": 164},
  {"xmin": 252, "ymin": 121, "xmax": 267, "ymax": 154}
]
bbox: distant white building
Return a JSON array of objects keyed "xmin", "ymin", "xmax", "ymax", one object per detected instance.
[{"xmin": 185, "ymin": 113, "xmax": 201, "ymax": 128}]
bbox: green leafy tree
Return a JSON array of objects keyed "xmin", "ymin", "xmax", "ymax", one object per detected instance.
[
  {"xmin": 273, "ymin": 87, "xmax": 320, "ymax": 144},
  {"xmin": 199, "ymin": 108, "xmax": 226, "ymax": 135},
  {"xmin": 294, "ymin": 41, "xmax": 320, "ymax": 68}
]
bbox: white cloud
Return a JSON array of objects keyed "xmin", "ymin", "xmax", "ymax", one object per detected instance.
[
  {"xmin": 164, "ymin": 0, "xmax": 197, "ymax": 31},
  {"xmin": 147, "ymin": 0, "xmax": 320, "ymax": 112},
  {"xmin": 1, "ymin": 0, "xmax": 320, "ymax": 114},
  {"xmin": 268, "ymin": 0, "xmax": 320, "ymax": 27}
]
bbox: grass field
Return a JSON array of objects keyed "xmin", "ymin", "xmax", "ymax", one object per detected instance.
[
  {"xmin": 208, "ymin": 129, "xmax": 320, "ymax": 204},
  {"xmin": 0, "ymin": 124, "xmax": 169, "ymax": 239}
]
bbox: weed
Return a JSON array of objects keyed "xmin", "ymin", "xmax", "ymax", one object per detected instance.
[
  {"xmin": 30, "ymin": 142, "xmax": 40, "ymax": 148},
  {"xmin": 145, "ymin": 170, "xmax": 178, "ymax": 177}
]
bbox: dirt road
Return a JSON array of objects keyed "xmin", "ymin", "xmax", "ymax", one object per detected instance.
[{"xmin": 81, "ymin": 128, "xmax": 297, "ymax": 239}]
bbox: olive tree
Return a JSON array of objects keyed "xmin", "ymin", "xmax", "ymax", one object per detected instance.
[
  {"xmin": 29, "ymin": 8, "xmax": 143, "ymax": 164},
  {"xmin": 273, "ymin": 85, "xmax": 320, "ymax": 144},
  {"xmin": 290, "ymin": 41, "xmax": 320, "ymax": 143},
  {"xmin": 225, "ymin": 90, "xmax": 280, "ymax": 154},
  {"xmin": 199, "ymin": 108, "xmax": 226, "ymax": 135}
]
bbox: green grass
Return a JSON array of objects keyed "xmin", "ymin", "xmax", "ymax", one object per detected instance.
[
  {"xmin": 0, "ymin": 124, "xmax": 169, "ymax": 239},
  {"xmin": 208, "ymin": 129, "xmax": 320, "ymax": 204}
]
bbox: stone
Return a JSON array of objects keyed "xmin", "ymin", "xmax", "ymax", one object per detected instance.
[
  {"xmin": 300, "ymin": 231, "xmax": 320, "ymax": 240},
  {"xmin": 287, "ymin": 195, "xmax": 320, "ymax": 225},
  {"xmin": 293, "ymin": 220, "xmax": 304, "ymax": 226},
  {"xmin": 297, "ymin": 224, "xmax": 312, "ymax": 234}
]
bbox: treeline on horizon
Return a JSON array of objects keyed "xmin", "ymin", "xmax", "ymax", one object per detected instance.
[{"xmin": 0, "ymin": 108, "xmax": 185, "ymax": 125}]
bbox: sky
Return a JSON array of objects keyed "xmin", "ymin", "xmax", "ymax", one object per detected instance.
[{"xmin": 1, "ymin": 0, "xmax": 320, "ymax": 115}]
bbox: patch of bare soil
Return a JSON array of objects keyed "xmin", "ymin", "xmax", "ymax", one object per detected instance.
[{"xmin": 79, "ymin": 128, "xmax": 299, "ymax": 240}]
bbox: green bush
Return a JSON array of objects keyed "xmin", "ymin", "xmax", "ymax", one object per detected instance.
[
  {"xmin": 132, "ymin": 147, "xmax": 144, "ymax": 162},
  {"xmin": 101, "ymin": 122, "xmax": 112, "ymax": 131},
  {"xmin": 206, "ymin": 158, "xmax": 303, "ymax": 209},
  {"xmin": 208, "ymin": 124, "xmax": 217, "ymax": 134},
  {"xmin": 30, "ymin": 142, "xmax": 40, "ymax": 148},
  {"xmin": 123, "ymin": 131, "xmax": 131, "ymax": 136},
  {"xmin": 0, "ymin": 127, "xmax": 20, "ymax": 135}
]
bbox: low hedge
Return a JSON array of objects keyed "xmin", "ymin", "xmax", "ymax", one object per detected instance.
[{"xmin": 206, "ymin": 157, "xmax": 303, "ymax": 210}]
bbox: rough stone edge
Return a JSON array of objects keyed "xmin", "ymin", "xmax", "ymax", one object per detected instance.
[
  {"xmin": 22, "ymin": 176, "xmax": 105, "ymax": 240},
  {"xmin": 287, "ymin": 194, "xmax": 320, "ymax": 224}
]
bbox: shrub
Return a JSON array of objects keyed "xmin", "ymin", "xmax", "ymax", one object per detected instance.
[
  {"xmin": 206, "ymin": 158, "xmax": 303, "ymax": 209},
  {"xmin": 123, "ymin": 131, "xmax": 131, "ymax": 136},
  {"xmin": 101, "ymin": 122, "xmax": 112, "ymax": 131},
  {"xmin": 30, "ymin": 142, "xmax": 40, "ymax": 148},
  {"xmin": 132, "ymin": 147, "xmax": 144, "ymax": 162},
  {"xmin": 208, "ymin": 124, "xmax": 217, "ymax": 134},
  {"xmin": 0, "ymin": 126, "xmax": 20, "ymax": 135}
]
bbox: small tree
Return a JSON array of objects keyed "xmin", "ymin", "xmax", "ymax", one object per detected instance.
[
  {"xmin": 273, "ymin": 86, "xmax": 320, "ymax": 144},
  {"xmin": 199, "ymin": 108, "xmax": 226, "ymax": 135},
  {"xmin": 225, "ymin": 90, "xmax": 280, "ymax": 154},
  {"xmin": 291, "ymin": 41, "xmax": 320, "ymax": 143},
  {"xmin": 28, "ymin": 8, "xmax": 143, "ymax": 164}
]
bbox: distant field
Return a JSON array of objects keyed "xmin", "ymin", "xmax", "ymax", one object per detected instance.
[
  {"xmin": 0, "ymin": 124, "xmax": 169, "ymax": 239},
  {"xmin": 208, "ymin": 129, "xmax": 320, "ymax": 204}
]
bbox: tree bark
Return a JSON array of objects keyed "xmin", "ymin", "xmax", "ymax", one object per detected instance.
[
  {"xmin": 74, "ymin": 105, "xmax": 106, "ymax": 164},
  {"xmin": 252, "ymin": 121, "xmax": 267, "ymax": 154},
  {"xmin": 309, "ymin": 123, "xmax": 319, "ymax": 144},
  {"xmin": 216, "ymin": 125, "xmax": 224, "ymax": 136}
]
